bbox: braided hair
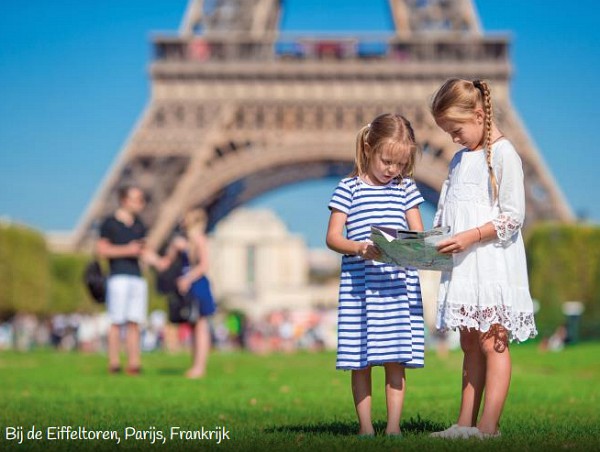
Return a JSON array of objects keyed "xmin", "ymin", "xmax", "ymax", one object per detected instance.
[
  {"xmin": 430, "ymin": 78, "xmax": 498, "ymax": 201},
  {"xmin": 473, "ymin": 79, "xmax": 498, "ymax": 200}
]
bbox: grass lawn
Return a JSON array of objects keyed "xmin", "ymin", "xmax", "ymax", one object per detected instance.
[{"xmin": 0, "ymin": 342, "xmax": 599, "ymax": 451}]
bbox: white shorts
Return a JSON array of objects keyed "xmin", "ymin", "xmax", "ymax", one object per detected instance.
[{"xmin": 106, "ymin": 275, "xmax": 148, "ymax": 325}]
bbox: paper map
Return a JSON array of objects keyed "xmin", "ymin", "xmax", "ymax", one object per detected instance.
[{"xmin": 370, "ymin": 225, "xmax": 453, "ymax": 271}]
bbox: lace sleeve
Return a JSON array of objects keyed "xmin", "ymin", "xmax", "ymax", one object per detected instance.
[
  {"xmin": 492, "ymin": 213, "xmax": 522, "ymax": 242},
  {"xmin": 492, "ymin": 143, "xmax": 525, "ymax": 244}
]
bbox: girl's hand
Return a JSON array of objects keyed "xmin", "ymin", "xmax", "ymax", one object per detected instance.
[
  {"xmin": 436, "ymin": 229, "xmax": 479, "ymax": 254},
  {"xmin": 357, "ymin": 241, "xmax": 381, "ymax": 260},
  {"xmin": 176, "ymin": 276, "xmax": 192, "ymax": 295},
  {"xmin": 141, "ymin": 249, "xmax": 158, "ymax": 267},
  {"xmin": 173, "ymin": 236, "xmax": 187, "ymax": 251}
]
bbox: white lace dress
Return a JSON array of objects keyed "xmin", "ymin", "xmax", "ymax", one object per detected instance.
[{"xmin": 434, "ymin": 139, "xmax": 537, "ymax": 342}]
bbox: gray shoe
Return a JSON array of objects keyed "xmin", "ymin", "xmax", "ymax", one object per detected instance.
[
  {"xmin": 430, "ymin": 424, "xmax": 480, "ymax": 439},
  {"xmin": 474, "ymin": 429, "xmax": 502, "ymax": 439}
]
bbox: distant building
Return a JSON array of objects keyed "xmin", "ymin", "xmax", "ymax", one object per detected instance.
[
  {"xmin": 208, "ymin": 208, "xmax": 338, "ymax": 318},
  {"xmin": 45, "ymin": 230, "xmax": 75, "ymax": 253}
]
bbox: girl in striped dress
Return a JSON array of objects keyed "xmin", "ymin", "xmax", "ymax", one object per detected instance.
[{"xmin": 326, "ymin": 113, "xmax": 425, "ymax": 436}]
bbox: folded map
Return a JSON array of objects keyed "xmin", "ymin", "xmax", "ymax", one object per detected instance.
[{"xmin": 370, "ymin": 225, "xmax": 453, "ymax": 271}]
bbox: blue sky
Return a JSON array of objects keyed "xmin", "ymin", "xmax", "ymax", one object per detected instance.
[{"xmin": 1, "ymin": 0, "xmax": 598, "ymax": 248}]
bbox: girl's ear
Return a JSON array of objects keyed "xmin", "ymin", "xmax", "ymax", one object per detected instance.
[
  {"xmin": 360, "ymin": 143, "xmax": 372, "ymax": 172},
  {"xmin": 474, "ymin": 108, "xmax": 485, "ymax": 125}
]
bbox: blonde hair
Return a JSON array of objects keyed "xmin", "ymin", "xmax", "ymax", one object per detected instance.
[
  {"xmin": 351, "ymin": 113, "xmax": 420, "ymax": 181},
  {"xmin": 182, "ymin": 208, "xmax": 207, "ymax": 264},
  {"xmin": 430, "ymin": 78, "xmax": 498, "ymax": 201}
]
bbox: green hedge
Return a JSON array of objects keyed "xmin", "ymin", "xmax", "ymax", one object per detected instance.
[
  {"xmin": 49, "ymin": 253, "xmax": 101, "ymax": 314},
  {"xmin": 526, "ymin": 223, "xmax": 600, "ymax": 339},
  {"xmin": 0, "ymin": 223, "xmax": 50, "ymax": 316},
  {"xmin": 49, "ymin": 254, "xmax": 166, "ymax": 313},
  {"xmin": 0, "ymin": 223, "xmax": 167, "ymax": 317}
]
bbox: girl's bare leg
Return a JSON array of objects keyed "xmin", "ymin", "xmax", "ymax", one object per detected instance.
[
  {"xmin": 352, "ymin": 367, "xmax": 374, "ymax": 435},
  {"xmin": 457, "ymin": 328, "xmax": 486, "ymax": 426},
  {"xmin": 477, "ymin": 325, "xmax": 511, "ymax": 434},
  {"xmin": 186, "ymin": 318, "xmax": 211, "ymax": 378},
  {"xmin": 384, "ymin": 363, "xmax": 405, "ymax": 435}
]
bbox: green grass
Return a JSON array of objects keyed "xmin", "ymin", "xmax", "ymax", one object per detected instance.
[{"xmin": 1, "ymin": 343, "xmax": 599, "ymax": 451}]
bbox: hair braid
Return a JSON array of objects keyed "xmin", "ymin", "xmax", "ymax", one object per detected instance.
[
  {"xmin": 474, "ymin": 79, "xmax": 498, "ymax": 201},
  {"xmin": 399, "ymin": 115, "xmax": 417, "ymax": 179}
]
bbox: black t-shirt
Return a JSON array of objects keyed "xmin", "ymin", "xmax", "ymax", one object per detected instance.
[{"xmin": 99, "ymin": 215, "xmax": 147, "ymax": 276}]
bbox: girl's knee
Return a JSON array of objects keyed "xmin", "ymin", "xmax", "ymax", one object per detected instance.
[
  {"xmin": 383, "ymin": 363, "xmax": 405, "ymax": 388},
  {"xmin": 383, "ymin": 362, "xmax": 405, "ymax": 377},
  {"xmin": 460, "ymin": 329, "xmax": 480, "ymax": 353},
  {"xmin": 479, "ymin": 325, "xmax": 509, "ymax": 354},
  {"xmin": 383, "ymin": 362, "xmax": 404, "ymax": 372},
  {"xmin": 352, "ymin": 367, "xmax": 372, "ymax": 378}
]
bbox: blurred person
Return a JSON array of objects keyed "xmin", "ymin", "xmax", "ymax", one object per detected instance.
[
  {"xmin": 0, "ymin": 321, "xmax": 13, "ymax": 350},
  {"xmin": 539, "ymin": 324, "xmax": 567, "ymax": 352},
  {"xmin": 144, "ymin": 309, "xmax": 167, "ymax": 351},
  {"xmin": 146, "ymin": 208, "xmax": 216, "ymax": 378},
  {"xmin": 326, "ymin": 113, "xmax": 425, "ymax": 436},
  {"xmin": 77, "ymin": 314, "xmax": 98, "ymax": 353},
  {"xmin": 97, "ymin": 185, "xmax": 148, "ymax": 375}
]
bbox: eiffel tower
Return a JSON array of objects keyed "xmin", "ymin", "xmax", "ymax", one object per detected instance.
[{"xmin": 72, "ymin": 0, "xmax": 573, "ymax": 250}]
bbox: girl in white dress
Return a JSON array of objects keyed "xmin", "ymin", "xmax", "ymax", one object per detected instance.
[{"xmin": 429, "ymin": 79, "xmax": 537, "ymax": 439}]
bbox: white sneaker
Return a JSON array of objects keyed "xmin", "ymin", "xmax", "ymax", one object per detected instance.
[
  {"xmin": 474, "ymin": 429, "xmax": 501, "ymax": 439},
  {"xmin": 430, "ymin": 424, "xmax": 480, "ymax": 439}
]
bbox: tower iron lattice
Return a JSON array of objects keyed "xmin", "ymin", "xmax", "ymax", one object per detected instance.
[{"xmin": 73, "ymin": 0, "xmax": 573, "ymax": 250}]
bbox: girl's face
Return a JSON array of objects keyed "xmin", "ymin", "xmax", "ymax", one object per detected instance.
[
  {"xmin": 436, "ymin": 109, "xmax": 485, "ymax": 151},
  {"xmin": 366, "ymin": 146, "xmax": 410, "ymax": 185}
]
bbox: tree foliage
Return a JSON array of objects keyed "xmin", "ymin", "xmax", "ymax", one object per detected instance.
[
  {"xmin": 526, "ymin": 223, "xmax": 600, "ymax": 339},
  {"xmin": 0, "ymin": 223, "xmax": 50, "ymax": 316},
  {"xmin": 49, "ymin": 253, "xmax": 101, "ymax": 314}
]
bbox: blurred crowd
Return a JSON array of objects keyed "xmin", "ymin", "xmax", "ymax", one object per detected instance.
[{"xmin": 0, "ymin": 308, "xmax": 338, "ymax": 354}]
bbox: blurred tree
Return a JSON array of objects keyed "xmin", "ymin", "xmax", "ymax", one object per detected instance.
[
  {"xmin": 526, "ymin": 223, "xmax": 600, "ymax": 339},
  {"xmin": 0, "ymin": 223, "xmax": 50, "ymax": 316}
]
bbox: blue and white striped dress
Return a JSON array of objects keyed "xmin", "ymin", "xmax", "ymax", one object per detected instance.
[{"xmin": 329, "ymin": 176, "xmax": 425, "ymax": 370}]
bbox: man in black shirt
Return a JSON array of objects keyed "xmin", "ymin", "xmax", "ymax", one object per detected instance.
[{"xmin": 97, "ymin": 186, "xmax": 147, "ymax": 375}]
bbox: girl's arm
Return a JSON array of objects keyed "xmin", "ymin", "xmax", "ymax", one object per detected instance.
[
  {"xmin": 406, "ymin": 206, "xmax": 424, "ymax": 232},
  {"xmin": 436, "ymin": 222, "xmax": 495, "ymax": 254},
  {"xmin": 142, "ymin": 239, "xmax": 180, "ymax": 271},
  {"xmin": 142, "ymin": 249, "xmax": 163, "ymax": 269},
  {"xmin": 326, "ymin": 209, "xmax": 379, "ymax": 260},
  {"xmin": 491, "ymin": 143, "xmax": 526, "ymax": 243}
]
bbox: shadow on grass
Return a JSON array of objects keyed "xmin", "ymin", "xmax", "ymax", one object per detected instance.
[
  {"xmin": 156, "ymin": 367, "xmax": 187, "ymax": 376},
  {"xmin": 266, "ymin": 415, "xmax": 445, "ymax": 436}
]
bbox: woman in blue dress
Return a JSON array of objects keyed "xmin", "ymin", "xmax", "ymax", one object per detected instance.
[{"xmin": 148, "ymin": 208, "xmax": 216, "ymax": 378}]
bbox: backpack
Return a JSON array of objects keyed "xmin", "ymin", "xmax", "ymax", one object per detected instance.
[
  {"xmin": 167, "ymin": 290, "xmax": 198, "ymax": 324},
  {"xmin": 83, "ymin": 260, "xmax": 107, "ymax": 303},
  {"xmin": 155, "ymin": 252, "xmax": 184, "ymax": 294}
]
